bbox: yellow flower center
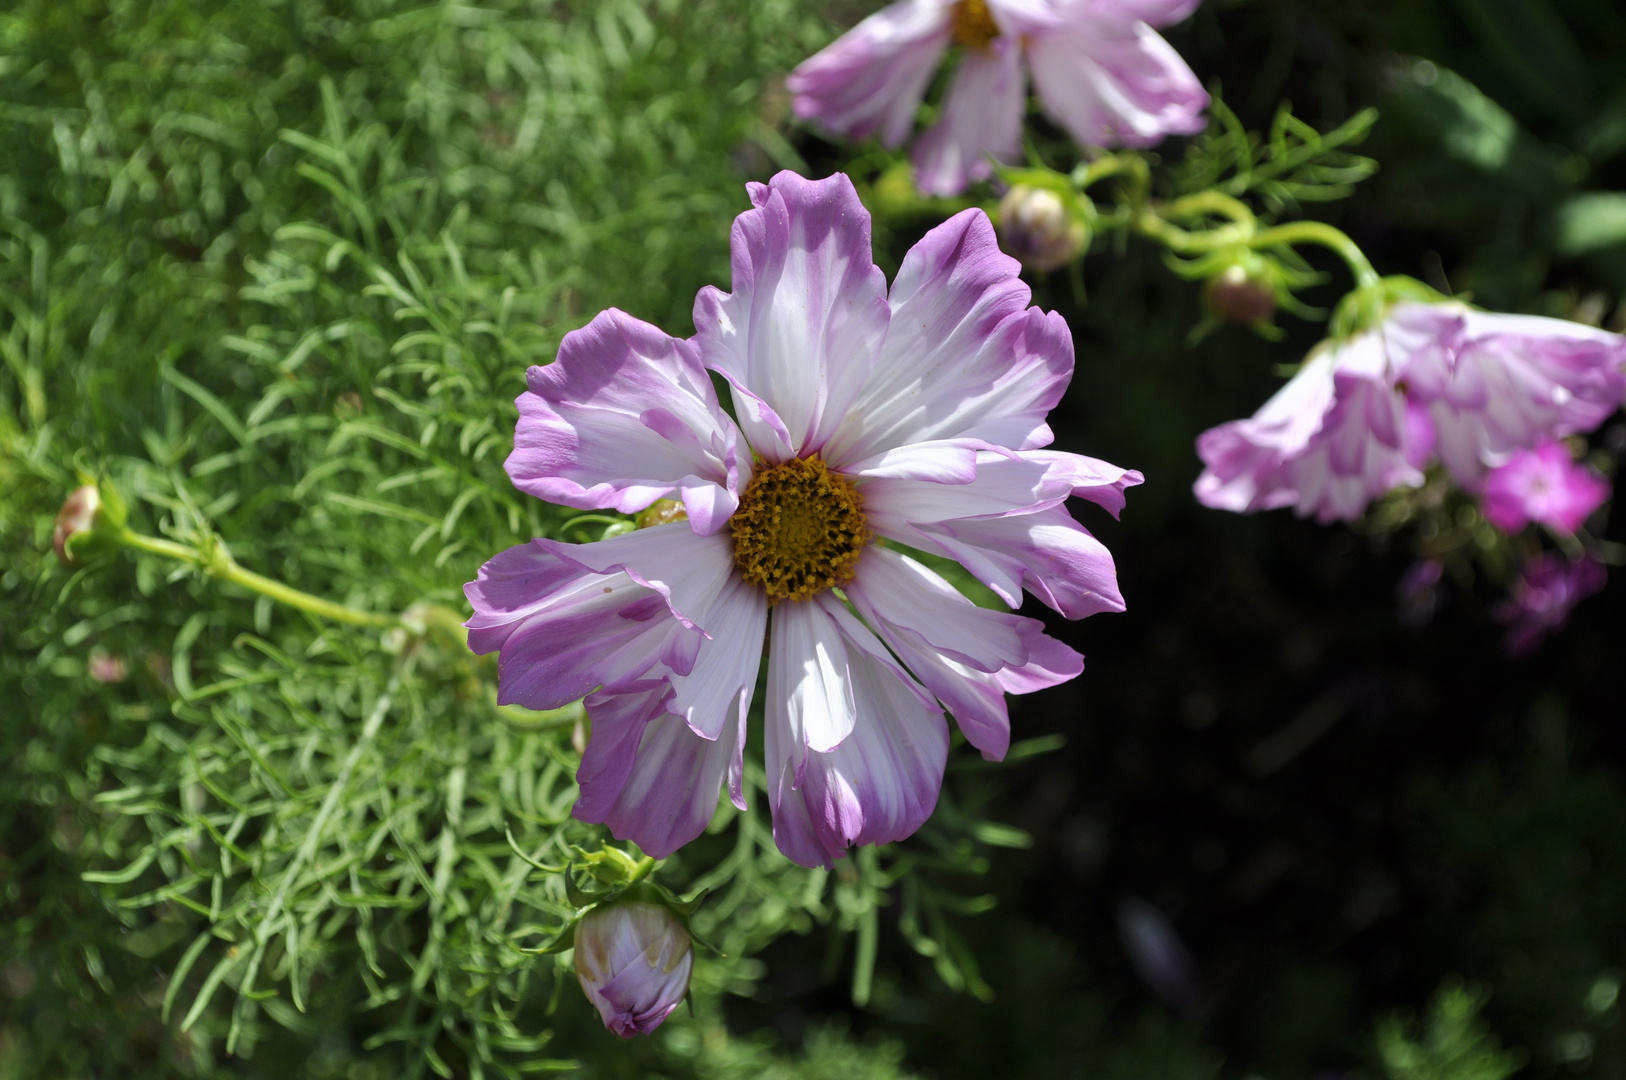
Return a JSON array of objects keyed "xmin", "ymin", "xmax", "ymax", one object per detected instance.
[
  {"xmin": 952, "ymin": 0, "xmax": 1000, "ymax": 50},
  {"xmin": 730, "ymin": 457, "xmax": 870, "ymax": 603}
]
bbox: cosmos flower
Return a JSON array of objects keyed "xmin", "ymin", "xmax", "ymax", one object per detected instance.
[
  {"xmin": 466, "ymin": 171, "xmax": 1139, "ymax": 868},
  {"xmin": 1396, "ymin": 306, "xmax": 1626, "ymax": 491},
  {"xmin": 786, "ymin": 0, "xmax": 1208, "ymax": 196},
  {"xmin": 1193, "ymin": 321, "xmax": 1421, "ymax": 523},
  {"xmin": 1195, "ymin": 300, "xmax": 1626, "ymax": 523},
  {"xmin": 573, "ymin": 899, "xmax": 693, "ymax": 1037},
  {"xmin": 1493, "ymin": 553, "xmax": 1606, "ymax": 656},
  {"xmin": 1480, "ymin": 439, "xmax": 1610, "ymax": 534}
]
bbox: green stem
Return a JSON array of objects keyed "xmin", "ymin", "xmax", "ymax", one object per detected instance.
[
  {"xmin": 120, "ymin": 529, "xmax": 399, "ymax": 629},
  {"xmin": 1251, "ymin": 220, "xmax": 1381, "ymax": 290}
]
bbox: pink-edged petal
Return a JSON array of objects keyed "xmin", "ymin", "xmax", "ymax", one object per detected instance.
[
  {"xmin": 1027, "ymin": 19, "xmax": 1207, "ymax": 149},
  {"xmin": 824, "ymin": 210, "xmax": 1067, "ymax": 465},
  {"xmin": 1023, "ymin": 449, "xmax": 1146, "ymax": 518},
  {"xmin": 1195, "ymin": 331, "xmax": 1422, "ymax": 523},
  {"xmin": 912, "ymin": 36, "xmax": 1026, "ymax": 196},
  {"xmin": 575, "ymin": 689, "xmax": 748, "ymax": 859},
  {"xmin": 844, "ymin": 546, "xmax": 1027, "ymax": 672},
  {"xmin": 463, "ymin": 526, "xmax": 734, "ymax": 710},
  {"xmin": 845, "ymin": 547, "xmax": 1083, "ymax": 759},
  {"xmin": 767, "ymin": 599, "xmax": 950, "ymax": 867},
  {"xmin": 861, "ymin": 449, "xmax": 1090, "ymax": 537},
  {"xmin": 573, "ymin": 683, "xmax": 669, "ymax": 826},
  {"xmin": 509, "ymin": 309, "xmax": 743, "ymax": 533},
  {"xmin": 909, "ymin": 504, "xmax": 1127, "ymax": 616},
  {"xmin": 1399, "ymin": 308, "xmax": 1626, "ymax": 490},
  {"xmin": 695, "ymin": 172, "xmax": 891, "ymax": 461},
  {"xmin": 786, "ymin": 0, "xmax": 954, "ymax": 146},
  {"xmin": 884, "ymin": 616, "xmax": 1080, "ymax": 759},
  {"xmin": 843, "ymin": 439, "xmax": 982, "ymax": 483},
  {"xmin": 1077, "ymin": 0, "xmax": 1203, "ymax": 25},
  {"xmin": 766, "ymin": 597, "xmax": 859, "ymax": 759},
  {"xmin": 668, "ymin": 575, "xmax": 768, "ymax": 741}
]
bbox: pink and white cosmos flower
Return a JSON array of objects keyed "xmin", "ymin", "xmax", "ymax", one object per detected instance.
[
  {"xmin": 1195, "ymin": 300, "xmax": 1626, "ymax": 522},
  {"xmin": 1480, "ymin": 439, "xmax": 1610, "ymax": 534},
  {"xmin": 466, "ymin": 172, "xmax": 1140, "ymax": 868},
  {"xmin": 786, "ymin": 0, "xmax": 1209, "ymax": 197}
]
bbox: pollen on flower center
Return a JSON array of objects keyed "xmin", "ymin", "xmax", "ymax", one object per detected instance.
[
  {"xmin": 952, "ymin": 0, "xmax": 1000, "ymax": 50},
  {"xmin": 730, "ymin": 457, "xmax": 870, "ymax": 603}
]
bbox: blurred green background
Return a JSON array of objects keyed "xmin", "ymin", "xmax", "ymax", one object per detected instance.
[{"xmin": 3, "ymin": 0, "xmax": 1625, "ymax": 1077}]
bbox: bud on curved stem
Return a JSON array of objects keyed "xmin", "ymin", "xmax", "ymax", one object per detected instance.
[
  {"xmin": 574, "ymin": 895, "xmax": 694, "ymax": 1038},
  {"xmin": 52, "ymin": 485, "xmax": 104, "ymax": 565},
  {"xmin": 1204, "ymin": 264, "xmax": 1278, "ymax": 325},
  {"xmin": 998, "ymin": 185, "xmax": 1088, "ymax": 272}
]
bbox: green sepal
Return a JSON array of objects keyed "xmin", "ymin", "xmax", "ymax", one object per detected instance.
[{"xmin": 1330, "ymin": 274, "xmax": 1449, "ymax": 340}]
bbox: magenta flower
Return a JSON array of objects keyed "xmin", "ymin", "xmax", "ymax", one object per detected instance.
[
  {"xmin": 1480, "ymin": 439, "xmax": 1610, "ymax": 533},
  {"xmin": 1195, "ymin": 301, "xmax": 1626, "ymax": 522},
  {"xmin": 1494, "ymin": 553, "xmax": 1606, "ymax": 656},
  {"xmin": 786, "ymin": 0, "xmax": 1208, "ymax": 196},
  {"xmin": 573, "ymin": 899, "xmax": 693, "ymax": 1037},
  {"xmin": 466, "ymin": 172, "xmax": 1139, "ymax": 868}
]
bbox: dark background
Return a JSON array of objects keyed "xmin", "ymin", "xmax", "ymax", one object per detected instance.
[{"xmin": 731, "ymin": 2, "xmax": 1626, "ymax": 1076}]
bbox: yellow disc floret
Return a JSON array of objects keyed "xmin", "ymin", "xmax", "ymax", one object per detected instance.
[
  {"xmin": 952, "ymin": 0, "xmax": 1001, "ymax": 50},
  {"xmin": 730, "ymin": 457, "xmax": 870, "ymax": 604}
]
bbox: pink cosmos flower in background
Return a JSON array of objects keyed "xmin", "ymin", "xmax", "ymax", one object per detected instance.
[
  {"xmin": 1395, "ymin": 305, "xmax": 1626, "ymax": 491},
  {"xmin": 1193, "ymin": 320, "xmax": 1421, "ymax": 523},
  {"xmin": 466, "ymin": 171, "xmax": 1140, "ymax": 868},
  {"xmin": 1194, "ymin": 300, "xmax": 1626, "ymax": 522},
  {"xmin": 786, "ymin": 0, "xmax": 1208, "ymax": 196},
  {"xmin": 1480, "ymin": 439, "xmax": 1610, "ymax": 534},
  {"xmin": 1494, "ymin": 553, "xmax": 1607, "ymax": 656}
]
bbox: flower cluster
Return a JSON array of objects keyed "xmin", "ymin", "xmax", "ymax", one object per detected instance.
[
  {"xmin": 787, "ymin": 0, "xmax": 1208, "ymax": 196},
  {"xmin": 467, "ymin": 172, "xmax": 1138, "ymax": 868},
  {"xmin": 1194, "ymin": 299, "xmax": 1625, "ymax": 525}
]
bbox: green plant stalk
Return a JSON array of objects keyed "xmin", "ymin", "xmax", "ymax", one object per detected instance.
[
  {"xmin": 1251, "ymin": 219, "xmax": 1381, "ymax": 290},
  {"xmin": 119, "ymin": 528, "xmax": 400, "ymax": 629},
  {"xmin": 1132, "ymin": 204, "xmax": 1378, "ymax": 289}
]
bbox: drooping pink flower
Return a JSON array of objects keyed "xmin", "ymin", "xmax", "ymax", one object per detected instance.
[
  {"xmin": 1480, "ymin": 439, "xmax": 1611, "ymax": 534},
  {"xmin": 1194, "ymin": 300, "xmax": 1626, "ymax": 522},
  {"xmin": 1193, "ymin": 323, "xmax": 1420, "ymax": 523},
  {"xmin": 786, "ymin": 0, "xmax": 1208, "ymax": 196},
  {"xmin": 466, "ymin": 172, "xmax": 1140, "ymax": 868},
  {"xmin": 573, "ymin": 899, "xmax": 693, "ymax": 1037},
  {"xmin": 1394, "ymin": 305, "xmax": 1626, "ymax": 491},
  {"xmin": 1493, "ymin": 553, "xmax": 1606, "ymax": 656}
]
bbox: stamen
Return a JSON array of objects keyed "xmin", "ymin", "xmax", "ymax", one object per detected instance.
[
  {"xmin": 952, "ymin": 0, "xmax": 1000, "ymax": 50},
  {"xmin": 730, "ymin": 457, "xmax": 870, "ymax": 603}
]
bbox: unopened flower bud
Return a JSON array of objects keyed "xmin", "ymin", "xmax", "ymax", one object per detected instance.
[
  {"xmin": 574, "ymin": 898, "xmax": 693, "ymax": 1038},
  {"xmin": 52, "ymin": 485, "xmax": 103, "ymax": 566},
  {"xmin": 1204, "ymin": 264, "xmax": 1277, "ymax": 324},
  {"xmin": 998, "ymin": 185, "xmax": 1086, "ymax": 272}
]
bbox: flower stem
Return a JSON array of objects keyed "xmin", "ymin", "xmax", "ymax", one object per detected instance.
[
  {"xmin": 1250, "ymin": 219, "xmax": 1381, "ymax": 290},
  {"xmin": 119, "ymin": 528, "xmax": 400, "ymax": 629}
]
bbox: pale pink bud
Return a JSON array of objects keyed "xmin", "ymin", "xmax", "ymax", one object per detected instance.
[
  {"xmin": 52, "ymin": 485, "xmax": 102, "ymax": 565},
  {"xmin": 574, "ymin": 899, "xmax": 693, "ymax": 1038},
  {"xmin": 1204, "ymin": 264, "xmax": 1277, "ymax": 324},
  {"xmin": 998, "ymin": 186, "xmax": 1086, "ymax": 272}
]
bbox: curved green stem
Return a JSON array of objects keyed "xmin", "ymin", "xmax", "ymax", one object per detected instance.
[
  {"xmin": 1251, "ymin": 220, "xmax": 1380, "ymax": 290},
  {"xmin": 120, "ymin": 528, "xmax": 400, "ymax": 629},
  {"xmin": 1164, "ymin": 190, "xmax": 1257, "ymax": 229}
]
